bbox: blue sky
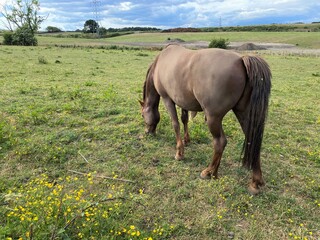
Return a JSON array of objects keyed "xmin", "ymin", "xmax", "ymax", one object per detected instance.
[{"xmin": 1, "ymin": 0, "xmax": 320, "ymax": 31}]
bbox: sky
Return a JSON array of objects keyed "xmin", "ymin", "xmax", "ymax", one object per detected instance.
[{"xmin": 0, "ymin": 0, "xmax": 320, "ymax": 31}]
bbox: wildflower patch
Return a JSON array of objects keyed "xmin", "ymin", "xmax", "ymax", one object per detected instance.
[{"xmin": 2, "ymin": 174, "xmax": 174, "ymax": 239}]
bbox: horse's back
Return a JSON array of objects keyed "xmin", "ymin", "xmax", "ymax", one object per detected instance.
[{"xmin": 154, "ymin": 45, "xmax": 247, "ymax": 115}]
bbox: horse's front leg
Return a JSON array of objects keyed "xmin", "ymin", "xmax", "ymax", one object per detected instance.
[
  {"xmin": 163, "ymin": 98, "xmax": 184, "ymax": 160},
  {"xmin": 181, "ymin": 109, "xmax": 190, "ymax": 144}
]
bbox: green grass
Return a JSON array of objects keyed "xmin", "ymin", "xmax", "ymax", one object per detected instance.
[
  {"xmin": 106, "ymin": 31, "xmax": 320, "ymax": 48},
  {"xmin": 0, "ymin": 43, "xmax": 319, "ymax": 239}
]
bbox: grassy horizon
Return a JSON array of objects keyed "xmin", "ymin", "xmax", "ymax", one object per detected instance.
[
  {"xmin": 1, "ymin": 31, "xmax": 320, "ymax": 48},
  {"xmin": 31, "ymin": 31, "xmax": 320, "ymax": 49}
]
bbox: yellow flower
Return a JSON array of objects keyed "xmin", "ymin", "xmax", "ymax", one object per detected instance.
[{"xmin": 130, "ymin": 225, "xmax": 135, "ymax": 230}]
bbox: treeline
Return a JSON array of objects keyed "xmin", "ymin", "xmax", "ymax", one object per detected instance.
[
  {"xmin": 106, "ymin": 27, "xmax": 160, "ymax": 32},
  {"xmin": 161, "ymin": 23, "xmax": 320, "ymax": 33},
  {"xmin": 200, "ymin": 23, "xmax": 320, "ymax": 32},
  {"xmin": 162, "ymin": 27, "xmax": 201, "ymax": 32}
]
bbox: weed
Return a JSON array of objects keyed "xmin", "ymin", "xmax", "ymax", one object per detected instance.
[
  {"xmin": 312, "ymin": 72, "xmax": 320, "ymax": 77},
  {"xmin": 136, "ymin": 52, "xmax": 149, "ymax": 57},
  {"xmin": 85, "ymin": 81, "xmax": 96, "ymax": 87},
  {"xmin": 104, "ymin": 84, "xmax": 117, "ymax": 101},
  {"xmin": 38, "ymin": 56, "xmax": 48, "ymax": 64},
  {"xmin": 2, "ymin": 174, "xmax": 175, "ymax": 239}
]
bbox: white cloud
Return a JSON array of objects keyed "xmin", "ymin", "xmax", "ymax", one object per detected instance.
[
  {"xmin": 1, "ymin": 0, "xmax": 319, "ymax": 30},
  {"xmin": 119, "ymin": 2, "xmax": 133, "ymax": 11}
]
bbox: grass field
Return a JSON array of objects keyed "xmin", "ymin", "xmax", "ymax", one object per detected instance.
[
  {"xmin": 0, "ymin": 36, "xmax": 319, "ymax": 239},
  {"xmin": 30, "ymin": 31, "xmax": 320, "ymax": 49}
]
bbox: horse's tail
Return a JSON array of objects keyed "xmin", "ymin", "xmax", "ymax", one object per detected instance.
[{"xmin": 241, "ymin": 55, "xmax": 272, "ymax": 169}]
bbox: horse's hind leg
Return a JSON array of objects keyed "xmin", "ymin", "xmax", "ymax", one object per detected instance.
[
  {"xmin": 200, "ymin": 116, "xmax": 227, "ymax": 179},
  {"xmin": 162, "ymin": 98, "xmax": 184, "ymax": 160},
  {"xmin": 181, "ymin": 109, "xmax": 190, "ymax": 144},
  {"xmin": 233, "ymin": 109, "xmax": 264, "ymax": 195}
]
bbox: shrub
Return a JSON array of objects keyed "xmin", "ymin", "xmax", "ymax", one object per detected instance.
[
  {"xmin": 12, "ymin": 25, "xmax": 38, "ymax": 46},
  {"xmin": 3, "ymin": 25, "xmax": 38, "ymax": 46},
  {"xmin": 2, "ymin": 31, "xmax": 14, "ymax": 45},
  {"xmin": 38, "ymin": 56, "xmax": 48, "ymax": 64},
  {"xmin": 208, "ymin": 38, "xmax": 229, "ymax": 49}
]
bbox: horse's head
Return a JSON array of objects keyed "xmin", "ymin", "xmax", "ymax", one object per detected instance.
[{"xmin": 139, "ymin": 100, "xmax": 160, "ymax": 134}]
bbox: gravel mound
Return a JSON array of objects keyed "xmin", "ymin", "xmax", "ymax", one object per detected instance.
[{"xmin": 236, "ymin": 43, "xmax": 266, "ymax": 50}]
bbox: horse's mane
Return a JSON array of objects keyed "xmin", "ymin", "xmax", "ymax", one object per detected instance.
[{"xmin": 143, "ymin": 55, "xmax": 160, "ymax": 101}]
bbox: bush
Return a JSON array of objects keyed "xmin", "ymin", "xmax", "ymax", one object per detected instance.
[
  {"xmin": 2, "ymin": 31, "xmax": 14, "ymax": 45},
  {"xmin": 208, "ymin": 38, "xmax": 229, "ymax": 49},
  {"xmin": 12, "ymin": 25, "xmax": 38, "ymax": 46},
  {"xmin": 2, "ymin": 25, "xmax": 38, "ymax": 46}
]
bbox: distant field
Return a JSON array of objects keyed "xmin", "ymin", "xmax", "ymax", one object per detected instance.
[
  {"xmin": 0, "ymin": 39, "xmax": 319, "ymax": 239},
  {"xmin": 31, "ymin": 31, "xmax": 320, "ymax": 49},
  {"xmin": 1, "ymin": 31, "xmax": 319, "ymax": 48}
]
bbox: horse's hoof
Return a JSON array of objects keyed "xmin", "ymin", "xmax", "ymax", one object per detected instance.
[
  {"xmin": 175, "ymin": 154, "xmax": 184, "ymax": 161},
  {"xmin": 248, "ymin": 184, "xmax": 261, "ymax": 195},
  {"xmin": 199, "ymin": 170, "xmax": 212, "ymax": 180}
]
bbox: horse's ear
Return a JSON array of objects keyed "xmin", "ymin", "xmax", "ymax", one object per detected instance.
[{"xmin": 138, "ymin": 100, "xmax": 144, "ymax": 107}]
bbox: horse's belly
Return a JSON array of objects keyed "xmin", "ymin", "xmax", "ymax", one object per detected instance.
[
  {"xmin": 155, "ymin": 74, "xmax": 202, "ymax": 111},
  {"xmin": 174, "ymin": 97, "xmax": 203, "ymax": 111}
]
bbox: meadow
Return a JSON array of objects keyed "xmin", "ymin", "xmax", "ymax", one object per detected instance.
[
  {"xmin": 33, "ymin": 31, "xmax": 320, "ymax": 49},
  {"xmin": 0, "ymin": 33, "xmax": 319, "ymax": 239}
]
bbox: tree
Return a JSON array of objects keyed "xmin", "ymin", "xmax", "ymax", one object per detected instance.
[
  {"xmin": 1, "ymin": 0, "xmax": 46, "ymax": 45},
  {"xmin": 98, "ymin": 27, "xmax": 107, "ymax": 36},
  {"xmin": 46, "ymin": 26, "xmax": 62, "ymax": 33},
  {"xmin": 1, "ymin": 0, "xmax": 46, "ymax": 33},
  {"xmin": 83, "ymin": 19, "xmax": 99, "ymax": 33}
]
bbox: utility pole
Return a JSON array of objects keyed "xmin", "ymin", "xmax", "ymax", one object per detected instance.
[{"xmin": 91, "ymin": 0, "xmax": 101, "ymax": 36}]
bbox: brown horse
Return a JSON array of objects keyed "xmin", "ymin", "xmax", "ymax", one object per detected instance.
[{"xmin": 140, "ymin": 44, "xmax": 271, "ymax": 194}]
